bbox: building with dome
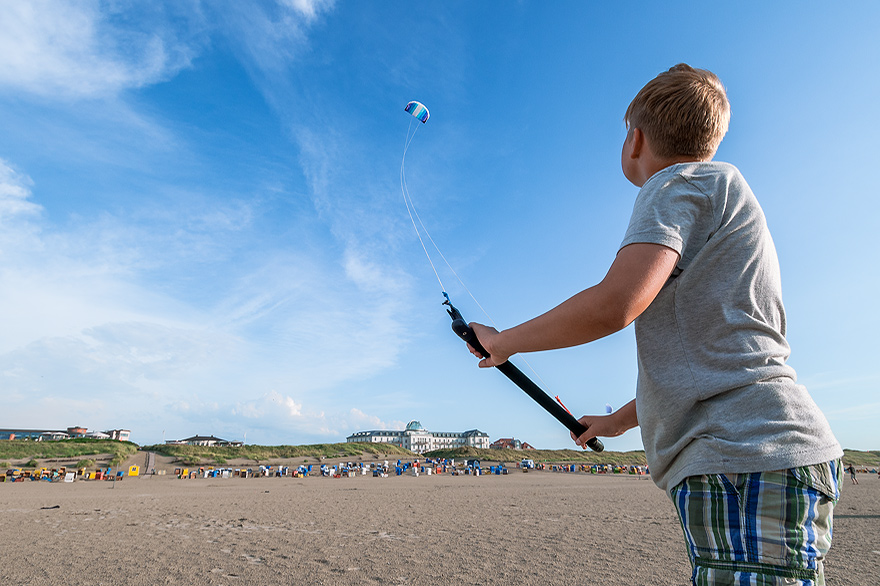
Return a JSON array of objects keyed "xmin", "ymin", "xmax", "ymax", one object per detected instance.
[{"xmin": 345, "ymin": 420, "xmax": 489, "ymax": 454}]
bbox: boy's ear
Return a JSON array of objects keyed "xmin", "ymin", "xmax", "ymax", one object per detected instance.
[{"xmin": 629, "ymin": 128, "xmax": 644, "ymax": 159}]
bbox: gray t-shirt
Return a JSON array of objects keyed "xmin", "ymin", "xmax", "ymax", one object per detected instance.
[{"xmin": 621, "ymin": 161, "xmax": 841, "ymax": 492}]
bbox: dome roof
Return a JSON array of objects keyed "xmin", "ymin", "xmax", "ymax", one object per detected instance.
[{"xmin": 405, "ymin": 420, "xmax": 424, "ymax": 431}]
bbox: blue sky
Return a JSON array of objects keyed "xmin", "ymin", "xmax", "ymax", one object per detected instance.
[{"xmin": 1, "ymin": 1, "xmax": 877, "ymax": 451}]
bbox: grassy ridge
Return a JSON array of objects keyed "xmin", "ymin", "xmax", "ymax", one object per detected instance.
[
  {"xmin": 0, "ymin": 439, "xmax": 138, "ymax": 464},
  {"xmin": 147, "ymin": 444, "xmax": 649, "ymax": 466},
  {"xmin": 840, "ymin": 449, "xmax": 880, "ymax": 467},
  {"xmin": 424, "ymin": 446, "xmax": 648, "ymax": 466},
  {"xmin": 142, "ymin": 442, "xmax": 415, "ymax": 465},
  {"xmin": 3, "ymin": 440, "xmax": 877, "ymax": 469}
]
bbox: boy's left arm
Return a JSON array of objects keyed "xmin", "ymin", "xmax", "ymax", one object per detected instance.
[
  {"xmin": 572, "ymin": 399, "xmax": 639, "ymax": 447},
  {"xmin": 469, "ymin": 243, "xmax": 679, "ymax": 367}
]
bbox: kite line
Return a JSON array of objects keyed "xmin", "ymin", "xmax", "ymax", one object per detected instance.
[
  {"xmin": 400, "ymin": 100, "xmax": 604, "ymax": 452},
  {"xmin": 400, "ymin": 102, "xmax": 494, "ymax": 324}
]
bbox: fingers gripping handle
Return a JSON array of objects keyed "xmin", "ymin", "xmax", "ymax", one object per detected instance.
[
  {"xmin": 449, "ymin": 315, "xmax": 604, "ymax": 453},
  {"xmin": 449, "ymin": 316, "xmax": 490, "ymax": 358}
]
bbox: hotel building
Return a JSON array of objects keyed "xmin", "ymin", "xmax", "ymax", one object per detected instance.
[{"xmin": 346, "ymin": 421, "xmax": 489, "ymax": 454}]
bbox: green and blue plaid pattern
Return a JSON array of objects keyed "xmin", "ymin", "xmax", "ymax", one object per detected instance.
[{"xmin": 670, "ymin": 460, "xmax": 841, "ymax": 586}]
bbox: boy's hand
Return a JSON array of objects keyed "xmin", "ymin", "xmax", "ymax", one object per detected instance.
[
  {"xmin": 571, "ymin": 400, "xmax": 638, "ymax": 448},
  {"xmin": 466, "ymin": 322, "xmax": 511, "ymax": 368}
]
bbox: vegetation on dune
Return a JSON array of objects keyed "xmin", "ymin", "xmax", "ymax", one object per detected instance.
[
  {"xmin": 145, "ymin": 443, "xmax": 651, "ymax": 467},
  {"xmin": 144, "ymin": 443, "xmax": 650, "ymax": 467},
  {"xmin": 149, "ymin": 445, "xmax": 875, "ymax": 468},
  {"xmin": 2, "ymin": 439, "xmax": 877, "ymax": 469},
  {"xmin": 0, "ymin": 439, "xmax": 138, "ymax": 464},
  {"xmin": 424, "ymin": 446, "xmax": 649, "ymax": 466},
  {"xmin": 841, "ymin": 449, "xmax": 880, "ymax": 467},
  {"xmin": 142, "ymin": 442, "xmax": 416, "ymax": 466}
]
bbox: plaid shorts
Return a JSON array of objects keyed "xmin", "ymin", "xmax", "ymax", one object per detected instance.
[{"xmin": 670, "ymin": 460, "xmax": 841, "ymax": 586}]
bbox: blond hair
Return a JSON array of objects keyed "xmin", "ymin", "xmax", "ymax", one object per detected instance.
[{"xmin": 625, "ymin": 64, "xmax": 730, "ymax": 160}]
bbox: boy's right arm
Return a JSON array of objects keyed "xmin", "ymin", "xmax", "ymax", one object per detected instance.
[{"xmin": 469, "ymin": 242, "xmax": 680, "ymax": 367}]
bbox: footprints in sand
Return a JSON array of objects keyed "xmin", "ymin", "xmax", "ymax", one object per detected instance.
[
  {"xmin": 210, "ymin": 567, "xmax": 240, "ymax": 578},
  {"xmin": 206, "ymin": 553, "xmax": 264, "ymax": 579},
  {"xmin": 369, "ymin": 530, "xmax": 404, "ymax": 541}
]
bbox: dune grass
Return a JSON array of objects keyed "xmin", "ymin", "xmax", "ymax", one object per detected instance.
[
  {"xmin": 144, "ymin": 443, "xmax": 648, "ymax": 467},
  {"xmin": 424, "ymin": 446, "xmax": 649, "ymax": 466},
  {"xmin": 0, "ymin": 439, "xmax": 138, "ymax": 464},
  {"xmin": 3, "ymin": 439, "xmax": 876, "ymax": 469},
  {"xmin": 841, "ymin": 449, "xmax": 880, "ymax": 467},
  {"xmin": 142, "ymin": 442, "xmax": 416, "ymax": 466}
]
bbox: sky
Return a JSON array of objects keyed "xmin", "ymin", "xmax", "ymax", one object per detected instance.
[{"xmin": 1, "ymin": 1, "xmax": 878, "ymax": 451}]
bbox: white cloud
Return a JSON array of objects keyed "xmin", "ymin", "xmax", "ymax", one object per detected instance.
[
  {"xmin": 296, "ymin": 126, "xmax": 337, "ymax": 210},
  {"xmin": 216, "ymin": 0, "xmax": 335, "ymax": 78},
  {"xmin": 234, "ymin": 391, "xmax": 303, "ymax": 419},
  {"xmin": 0, "ymin": 152, "xmax": 411, "ymax": 444},
  {"xmin": 824, "ymin": 401, "xmax": 880, "ymax": 421},
  {"xmin": 0, "ymin": 321, "xmax": 240, "ymax": 404},
  {"xmin": 0, "ymin": 2, "xmax": 201, "ymax": 99},
  {"xmin": 0, "ymin": 1, "xmax": 417, "ymax": 446},
  {"xmin": 280, "ymin": 0, "xmax": 335, "ymax": 22},
  {"xmin": 0, "ymin": 160, "xmax": 41, "ymax": 222},
  {"xmin": 0, "ymin": 160, "xmax": 44, "ymax": 272},
  {"xmin": 348, "ymin": 408, "xmax": 405, "ymax": 432},
  {"xmin": 222, "ymin": 399, "xmax": 405, "ymax": 444}
]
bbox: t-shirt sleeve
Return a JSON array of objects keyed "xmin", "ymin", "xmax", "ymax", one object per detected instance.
[{"xmin": 620, "ymin": 173, "xmax": 714, "ymax": 271}]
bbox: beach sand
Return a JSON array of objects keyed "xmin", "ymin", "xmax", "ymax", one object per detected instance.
[{"xmin": 1, "ymin": 466, "xmax": 876, "ymax": 585}]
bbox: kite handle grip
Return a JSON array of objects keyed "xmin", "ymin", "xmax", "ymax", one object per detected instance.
[
  {"xmin": 449, "ymin": 314, "xmax": 604, "ymax": 453},
  {"xmin": 449, "ymin": 316, "xmax": 489, "ymax": 358}
]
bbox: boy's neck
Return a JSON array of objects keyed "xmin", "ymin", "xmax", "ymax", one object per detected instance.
[
  {"xmin": 625, "ymin": 127, "xmax": 710, "ymax": 187},
  {"xmin": 642, "ymin": 156, "xmax": 705, "ymax": 184}
]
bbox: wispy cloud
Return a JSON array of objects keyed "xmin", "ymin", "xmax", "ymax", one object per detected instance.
[
  {"xmin": 227, "ymin": 397, "xmax": 405, "ymax": 443},
  {"xmin": 823, "ymin": 401, "xmax": 880, "ymax": 421},
  {"xmin": 0, "ymin": 160, "xmax": 41, "ymax": 222},
  {"xmin": 0, "ymin": 2, "xmax": 203, "ymax": 99},
  {"xmin": 799, "ymin": 372, "xmax": 880, "ymax": 393},
  {"xmin": 0, "ymin": 153, "xmax": 408, "ymax": 443},
  {"xmin": 281, "ymin": 0, "xmax": 335, "ymax": 22},
  {"xmin": 215, "ymin": 0, "xmax": 334, "ymax": 78},
  {"xmin": 0, "ymin": 0, "xmax": 418, "ymax": 445}
]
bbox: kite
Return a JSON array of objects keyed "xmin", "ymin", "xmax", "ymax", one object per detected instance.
[{"xmin": 404, "ymin": 100, "xmax": 430, "ymax": 123}]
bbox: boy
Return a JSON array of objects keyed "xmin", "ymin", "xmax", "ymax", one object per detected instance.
[{"xmin": 469, "ymin": 64, "xmax": 842, "ymax": 585}]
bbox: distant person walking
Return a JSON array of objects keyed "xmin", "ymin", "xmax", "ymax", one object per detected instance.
[{"xmin": 847, "ymin": 464, "xmax": 859, "ymax": 485}]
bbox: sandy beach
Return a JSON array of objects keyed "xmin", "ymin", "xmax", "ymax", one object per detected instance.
[{"xmin": 1, "ymin": 466, "xmax": 877, "ymax": 585}]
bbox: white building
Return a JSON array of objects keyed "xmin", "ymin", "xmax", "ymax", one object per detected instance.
[
  {"xmin": 104, "ymin": 429, "xmax": 131, "ymax": 442},
  {"xmin": 168, "ymin": 435, "xmax": 243, "ymax": 447},
  {"xmin": 346, "ymin": 421, "xmax": 489, "ymax": 454}
]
